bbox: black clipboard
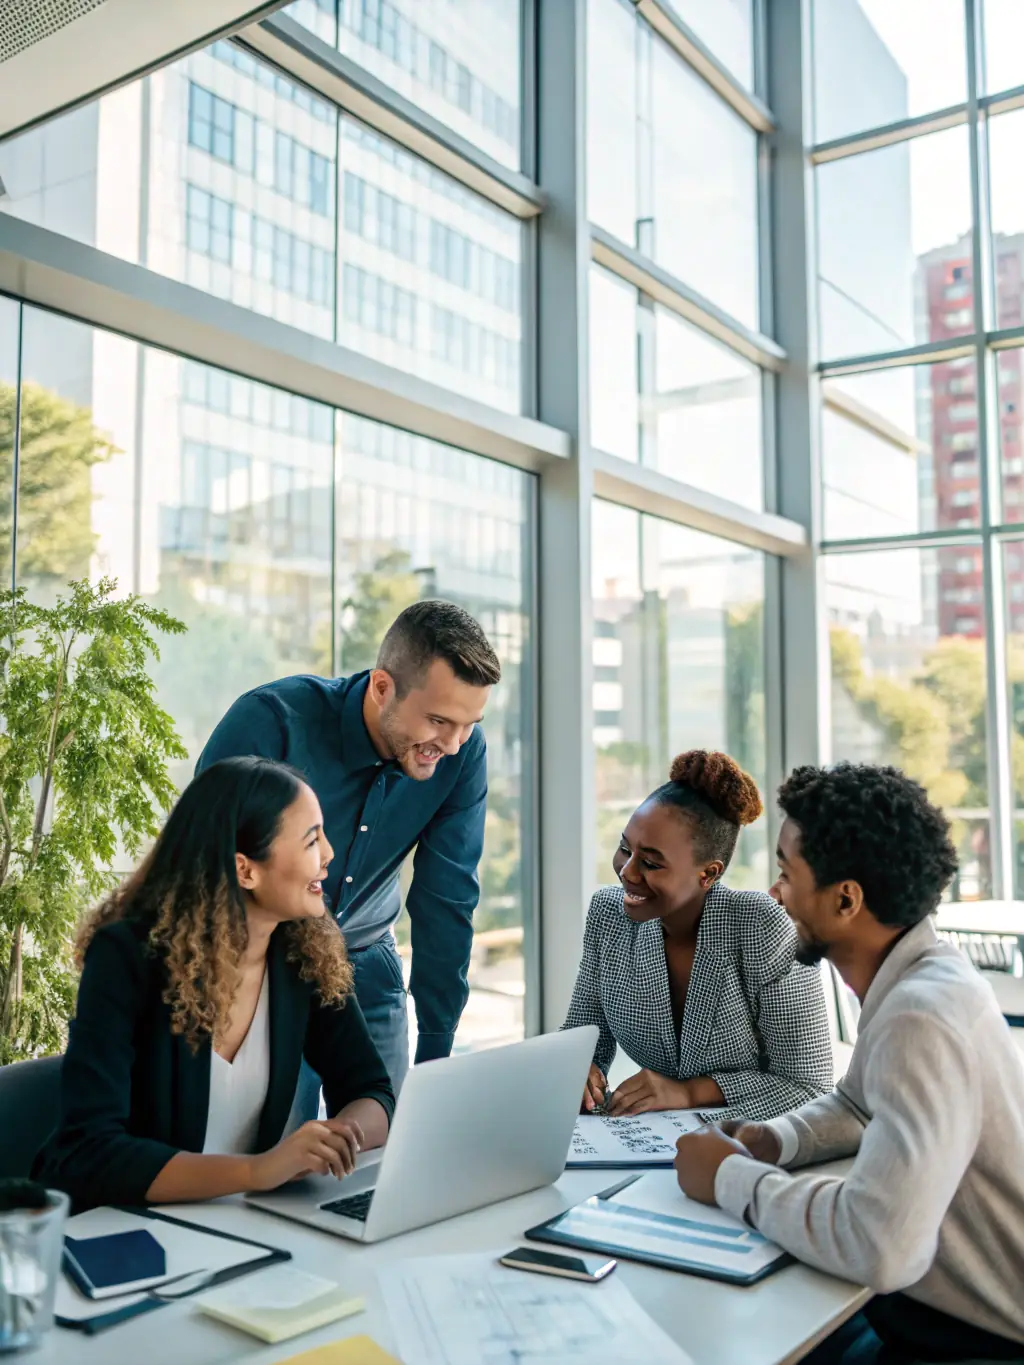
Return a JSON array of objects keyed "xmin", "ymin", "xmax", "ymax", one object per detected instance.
[
  {"xmin": 525, "ymin": 1192, "xmax": 793, "ymax": 1287},
  {"xmin": 56, "ymin": 1206, "xmax": 291, "ymax": 1335}
]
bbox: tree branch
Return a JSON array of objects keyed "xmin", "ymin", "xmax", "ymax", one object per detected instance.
[{"xmin": 0, "ymin": 786, "xmax": 12, "ymax": 892}]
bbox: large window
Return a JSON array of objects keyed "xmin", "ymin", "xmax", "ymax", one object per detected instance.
[
  {"xmin": 0, "ymin": 39, "xmax": 524, "ymax": 409},
  {"xmin": 4, "ymin": 300, "xmax": 534, "ymax": 1052},
  {"xmin": 288, "ymin": 0, "xmax": 522, "ymax": 170},
  {"xmin": 587, "ymin": 0, "xmax": 759, "ymax": 329},
  {"xmin": 814, "ymin": 0, "xmax": 1024, "ymax": 906},
  {"xmin": 591, "ymin": 501, "xmax": 769, "ymax": 895}
]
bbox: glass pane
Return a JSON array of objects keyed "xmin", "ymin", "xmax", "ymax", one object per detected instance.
[
  {"xmin": 816, "ymin": 126, "xmax": 972, "ymax": 359},
  {"xmin": 285, "ymin": 0, "xmax": 337, "ymax": 46},
  {"xmin": 336, "ymin": 413, "xmax": 533, "ymax": 1052},
  {"xmin": 0, "ymin": 44, "xmax": 339, "ymax": 341},
  {"xmin": 822, "ymin": 361, "xmax": 980, "ymax": 541},
  {"xmin": 646, "ymin": 306, "xmax": 763, "ymax": 509},
  {"xmin": 592, "ymin": 501, "xmax": 768, "ymax": 893},
  {"xmin": 1003, "ymin": 541, "xmax": 1024, "ymax": 894},
  {"xmin": 812, "ymin": 0, "xmax": 966, "ymax": 145},
  {"xmin": 17, "ymin": 310, "xmax": 140, "ymax": 602},
  {"xmin": 986, "ymin": 110, "xmax": 1024, "ymax": 332},
  {"xmin": 826, "ymin": 548, "xmax": 990, "ymax": 901},
  {"xmin": 984, "ymin": 0, "xmax": 1024, "ymax": 98},
  {"xmin": 0, "ymin": 298, "xmax": 18, "ymax": 593},
  {"xmin": 998, "ymin": 350, "xmax": 1024, "ymax": 525},
  {"xmin": 589, "ymin": 266, "xmax": 639, "ymax": 463},
  {"xmin": 650, "ymin": 39, "xmax": 759, "ymax": 328},
  {"xmin": 587, "ymin": 0, "xmax": 639, "ymax": 244},
  {"xmin": 336, "ymin": 0, "xmax": 521, "ymax": 171},
  {"xmin": 672, "ymin": 0, "xmax": 754, "ymax": 90},
  {"xmin": 338, "ymin": 117, "xmax": 523, "ymax": 414}
]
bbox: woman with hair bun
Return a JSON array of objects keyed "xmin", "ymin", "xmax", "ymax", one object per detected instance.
[{"xmin": 564, "ymin": 750, "xmax": 832, "ymax": 1121}]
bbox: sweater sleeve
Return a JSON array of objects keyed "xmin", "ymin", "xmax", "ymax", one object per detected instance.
[
  {"xmin": 767, "ymin": 1085, "xmax": 868, "ymax": 1168},
  {"xmin": 561, "ymin": 893, "xmax": 617, "ymax": 1077},
  {"xmin": 33, "ymin": 928, "xmax": 179, "ymax": 1211},
  {"xmin": 707, "ymin": 904, "xmax": 834, "ymax": 1122},
  {"xmin": 715, "ymin": 1010, "xmax": 982, "ymax": 1294},
  {"xmin": 305, "ymin": 990, "xmax": 396, "ymax": 1126}
]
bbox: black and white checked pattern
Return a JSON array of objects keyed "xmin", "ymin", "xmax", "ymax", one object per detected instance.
[{"xmin": 563, "ymin": 883, "xmax": 834, "ymax": 1122}]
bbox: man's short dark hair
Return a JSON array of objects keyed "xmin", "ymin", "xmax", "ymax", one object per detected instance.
[
  {"xmin": 777, "ymin": 762, "xmax": 958, "ymax": 929},
  {"xmin": 376, "ymin": 600, "xmax": 501, "ymax": 697}
]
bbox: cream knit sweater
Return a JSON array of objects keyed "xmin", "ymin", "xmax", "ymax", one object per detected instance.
[{"xmin": 715, "ymin": 916, "xmax": 1024, "ymax": 1345}]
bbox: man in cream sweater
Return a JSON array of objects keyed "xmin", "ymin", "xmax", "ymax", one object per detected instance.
[{"xmin": 675, "ymin": 762, "xmax": 1024, "ymax": 1364}]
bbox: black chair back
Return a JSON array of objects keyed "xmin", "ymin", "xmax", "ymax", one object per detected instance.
[{"xmin": 0, "ymin": 1056, "xmax": 62, "ymax": 1178}]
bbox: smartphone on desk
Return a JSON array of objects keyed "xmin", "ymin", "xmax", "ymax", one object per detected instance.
[{"xmin": 499, "ymin": 1247, "xmax": 617, "ymax": 1282}]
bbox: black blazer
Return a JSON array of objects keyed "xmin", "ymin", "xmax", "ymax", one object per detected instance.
[{"xmin": 34, "ymin": 919, "xmax": 395, "ymax": 1212}]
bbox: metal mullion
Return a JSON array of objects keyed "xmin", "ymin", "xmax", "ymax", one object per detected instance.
[
  {"xmin": 821, "ymin": 527, "xmax": 984, "ymax": 555},
  {"xmin": 967, "ymin": 0, "xmax": 1014, "ymax": 899},
  {"xmin": 240, "ymin": 15, "xmax": 545, "ymax": 220},
  {"xmin": 981, "ymin": 81, "xmax": 1024, "ymax": 117},
  {"xmin": 819, "ymin": 337, "xmax": 978, "ymax": 378},
  {"xmin": 810, "ymin": 104, "xmax": 969, "ymax": 166},
  {"xmin": 591, "ymin": 226, "xmax": 786, "ymax": 371},
  {"xmin": 9, "ymin": 300, "xmax": 22, "ymax": 596},
  {"xmin": 632, "ymin": 0, "xmax": 774, "ymax": 132}
]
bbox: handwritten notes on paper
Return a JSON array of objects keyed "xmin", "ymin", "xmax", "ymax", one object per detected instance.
[{"xmin": 567, "ymin": 1109, "xmax": 705, "ymax": 1167}]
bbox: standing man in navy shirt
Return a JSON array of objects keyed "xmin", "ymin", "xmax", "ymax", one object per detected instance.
[{"xmin": 196, "ymin": 600, "xmax": 500, "ymax": 1103}]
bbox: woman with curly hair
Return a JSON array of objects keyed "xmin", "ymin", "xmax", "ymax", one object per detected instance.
[
  {"xmin": 564, "ymin": 750, "xmax": 833, "ymax": 1122},
  {"xmin": 35, "ymin": 756, "xmax": 394, "ymax": 1212}
]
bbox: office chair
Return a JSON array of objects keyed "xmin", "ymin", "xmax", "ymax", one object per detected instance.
[{"xmin": 0, "ymin": 1055, "xmax": 62, "ymax": 1178}]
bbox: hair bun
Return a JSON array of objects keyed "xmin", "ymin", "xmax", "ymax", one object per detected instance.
[{"xmin": 669, "ymin": 750, "xmax": 763, "ymax": 827}]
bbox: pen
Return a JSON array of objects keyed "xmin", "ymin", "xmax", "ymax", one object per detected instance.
[{"xmin": 597, "ymin": 1174, "xmax": 642, "ymax": 1201}]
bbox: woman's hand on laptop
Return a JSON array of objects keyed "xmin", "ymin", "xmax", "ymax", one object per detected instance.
[{"xmin": 249, "ymin": 1118, "xmax": 365, "ymax": 1190}]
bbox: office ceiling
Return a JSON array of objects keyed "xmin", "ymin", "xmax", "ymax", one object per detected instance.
[{"xmin": 0, "ymin": 0, "xmax": 287, "ymax": 139}]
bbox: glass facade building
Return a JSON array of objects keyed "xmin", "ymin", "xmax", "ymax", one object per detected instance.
[{"xmin": 3, "ymin": 0, "xmax": 1022, "ymax": 1043}]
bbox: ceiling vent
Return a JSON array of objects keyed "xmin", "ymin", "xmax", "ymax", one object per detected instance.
[{"xmin": 0, "ymin": 0, "xmax": 108, "ymax": 66}]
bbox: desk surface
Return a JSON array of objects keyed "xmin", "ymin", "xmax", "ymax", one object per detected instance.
[{"xmin": 34, "ymin": 1170, "xmax": 868, "ymax": 1365}]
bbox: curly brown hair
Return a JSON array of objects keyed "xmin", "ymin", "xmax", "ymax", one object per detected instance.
[{"xmin": 77, "ymin": 757, "xmax": 353, "ymax": 1051}]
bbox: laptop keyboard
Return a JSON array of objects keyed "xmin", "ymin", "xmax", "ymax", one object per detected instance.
[{"xmin": 321, "ymin": 1189, "xmax": 375, "ymax": 1222}]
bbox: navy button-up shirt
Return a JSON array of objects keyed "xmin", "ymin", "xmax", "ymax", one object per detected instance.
[{"xmin": 196, "ymin": 671, "xmax": 487, "ymax": 1061}]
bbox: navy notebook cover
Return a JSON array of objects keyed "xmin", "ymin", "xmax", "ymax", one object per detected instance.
[{"xmin": 63, "ymin": 1230, "xmax": 167, "ymax": 1298}]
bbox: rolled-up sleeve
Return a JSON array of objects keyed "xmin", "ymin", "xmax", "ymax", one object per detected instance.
[{"xmin": 33, "ymin": 930, "xmax": 179, "ymax": 1211}]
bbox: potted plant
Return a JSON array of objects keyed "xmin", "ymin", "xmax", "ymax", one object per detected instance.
[{"xmin": 0, "ymin": 577, "xmax": 186, "ymax": 1065}]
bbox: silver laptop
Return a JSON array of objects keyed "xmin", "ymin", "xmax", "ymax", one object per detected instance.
[{"xmin": 246, "ymin": 1025, "xmax": 597, "ymax": 1243}]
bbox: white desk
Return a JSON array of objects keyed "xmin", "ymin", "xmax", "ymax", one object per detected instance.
[{"xmin": 33, "ymin": 1170, "xmax": 868, "ymax": 1365}]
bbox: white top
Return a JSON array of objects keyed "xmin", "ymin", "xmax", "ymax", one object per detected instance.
[{"xmin": 203, "ymin": 969, "xmax": 271, "ymax": 1157}]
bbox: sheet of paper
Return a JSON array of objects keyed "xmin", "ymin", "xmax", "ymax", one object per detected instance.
[
  {"xmin": 55, "ymin": 1208, "xmax": 269, "ymax": 1322},
  {"xmin": 550, "ymin": 1170, "xmax": 784, "ymax": 1279},
  {"xmin": 379, "ymin": 1251, "xmax": 695, "ymax": 1365},
  {"xmin": 568, "ymin": 1109, "xmax": 704, "ymax": 1165}
]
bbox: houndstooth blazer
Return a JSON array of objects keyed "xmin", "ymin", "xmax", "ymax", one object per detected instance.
[{"xmin": 563, "ymin": 882, "xmax": 833, "ymax": 1122}]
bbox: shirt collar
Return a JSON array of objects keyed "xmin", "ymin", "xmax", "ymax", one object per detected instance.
[{"xmin": 340, "ymin": 673, "xmax": 392, "ymax": 772}]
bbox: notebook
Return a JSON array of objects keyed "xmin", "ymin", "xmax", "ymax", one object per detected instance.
[
  {"xmin": 63, "ymin": 1229, "xmax": 168, "ymax": 1299},
  {"xmin": 195, "ymin": 1267, "xmax": 365, "ymax": 1344}
]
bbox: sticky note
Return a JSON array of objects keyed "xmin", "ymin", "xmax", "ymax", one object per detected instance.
[{"xmin": 278, "ymin": 1335, "xmax": 401, "ymax": 1365}]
